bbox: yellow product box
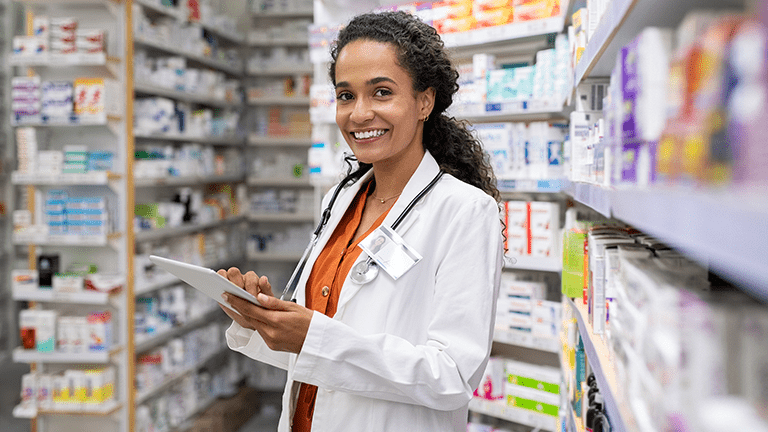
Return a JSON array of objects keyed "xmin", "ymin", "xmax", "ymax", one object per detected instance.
[
  {"xmin": 474, "ymin": 7, "xmax": 515, "ymax": 28},
  {"xmin": 474, "ymin": 0, "xmax": 513, "ymax": 12}
]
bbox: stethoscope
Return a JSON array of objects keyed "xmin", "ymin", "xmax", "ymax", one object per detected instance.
[{"xmin": 280, "ymin": 170, "xmax": 445, "ymax": 302}]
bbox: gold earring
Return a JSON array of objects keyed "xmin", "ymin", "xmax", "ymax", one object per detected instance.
[{"xmin": 423, "ymin": 114, "xmax": 429, "ymax": 122}]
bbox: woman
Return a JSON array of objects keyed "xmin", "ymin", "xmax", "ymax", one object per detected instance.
[{"xmin": 219, "ymin": 11, "xmax": 504, "ymax": 432}]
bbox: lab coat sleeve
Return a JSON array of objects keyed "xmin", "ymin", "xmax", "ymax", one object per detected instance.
[
  {"xmin": 291, "ymin": 196, "xmax": 503, "ymax": 410},
  {"xmin": 225, "ymin": 321, "xmax": 292, "ymax": 370}
]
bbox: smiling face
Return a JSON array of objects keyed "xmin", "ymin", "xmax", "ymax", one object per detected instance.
[{"xmin": 334, "ymin": 39, "xmax": 434, "ymax": 168}]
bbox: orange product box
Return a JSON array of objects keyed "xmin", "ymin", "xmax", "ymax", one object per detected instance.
[
  {"xmin": 515, "ymin": 0, "xmax": 558, "ymax": 21},
  {"xmin": 474, "ymin": 0, "xmax": 513, "ymax": 12},
  {"xmin": 474, "ymin": 7, "xmax": 514, "ymax": 28},
  {"xmin": 435, "ymin": 15, "xmax": 477, "ymax": 33}
]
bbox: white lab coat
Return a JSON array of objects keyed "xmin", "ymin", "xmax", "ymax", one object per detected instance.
[{"xmin": 226, "ymin": 151, "xmax": 504, "ymax": 431}]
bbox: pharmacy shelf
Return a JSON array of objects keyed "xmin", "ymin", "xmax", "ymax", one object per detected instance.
[
  {"xmin": 498, "ymin": 179, "xmax": 565, "ymax": 194},
  {"xmin": 468, "ymin": 397, "xmax": 557, "ymax": 431},
  {"xmin": 134, "ymin": 215, "xmax": 245, "ymax": 242},
  {"xmin": 9, "ymin": 53, "xmax": 120, "ymax": 76},
  {"xmin": 442, "ymin": 12, "xmax": 566, "ymax": 49},
  {"xmin": 247, "ymin": 95, "xmax": 311, "ymax": 106},
  {"xmin": 172, "ymin": 394, "xmax": 219, "ymax": 432},
  {"xmin": 249, "ymin": 37, "xmax": 308, "ymax": 47},
  {"xmin": 568, "ymin": 298, "xmax": 635, "ymax": 432},
  {"xmin": 11, "ymin": 114, "xmax": 120, "ymax": 128},
  {"xmin": 12, "ymin": 346, "xmax": 121, "ymax": 364},
  {"xmin": 12, "ymin": 288, "xmax": 111, "ymax": 305},
  {"xmin": 454, "ymin": 99, "xmax": 569, "ymax": 123},
  {"xmin": 134, "ymin": 36, "xmax": 243, "ymax": 76},
  {"xmin": 573, "ymin": 0, "xmax": 742, "ymax": 84},
  {"xmin": 565, "ymin": 182, "xmax": 768, "ymax": 300},
  {"xmin": 134, "ymin": 173, "xmax": 245, "ymax": 188},
  {"xmin": 134, "ymin": 308, "xmax": 221, "ymax": 354},
  {"xmin": 247, "ymin": 65, "xmax": 314, "ymax": 76},
  {"xmin": 247, "ymin": 251, "xmax": 303, "ymax": 262},
  {"xmin": 135, "ymin": 82, "xmax": 242, "ymax": 108},
  {"xmin": 134, "ymin": 132, "xmax": 244, "ymax": 146},
  {"xmin": 135, "ymin": 0, "xmax": 183, "ymax": 19},
  {"xmin": 12, "ymin": 232, "xmax": 121, "ymax": 247},
  {"xmin": 198, "ymin": 22, "xmax": 245, "ymax": 45},
  {"xmin": 13, "ymin": 401, "xmax": 122, "ymax": 419},
  {"xmin": 493, "ymin": 328, "xmax": 560, "ymax": 353},
  {"xmin": 136, "ymin": 345, "xmax": 228, "ymax": 405},
  {"xmin": 247, "ymin": 176, "xmax": 312, "ymax": 188},
  {"xmin": 11, "ymin": 171, "xmax": 119, "ymax": 186},
  {"xmin": 569, "ymin": 407, "xmax": 585, "ymax": 432},
  {"xmin": 248, "ymin": 212, "xmax": 315, "ymax": 223},
  {"xmin": 252, "ymin": 10, "xmax": 313, "ymax": 18},
  {"xmin": 248, "ymin": 134, "xmax": 311, "ymax": 147},
  {"xmin": 506, "ymin": 255, "xmax": 562, "ymax": 273}
]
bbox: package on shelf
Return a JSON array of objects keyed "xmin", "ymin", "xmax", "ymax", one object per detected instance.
[
  {"xmin": 474, "ymin": 356, "xmax": 505, "ymax": 401},
  {"xmin": 502, "ymin": 200, "xmax": 560, "ymax": 258},
  {"xmin": 22, "ymin": 367, "xmax": 115, "ymax": 412},
  {"xmin": 12, "ymin": 269, "xmax": 39, "ymax": 291},
  {"xmin": 252, "ymin": 0, "xmax": 312, "ymax": 13},
  {"xmin": 19, "ymin": 309, "xmax": 57, "ymax": 352},
  {"xmin": 15, "ymin": 127, "xmax": 38, "ymax": 172},
  {"xmin": 248, "ymin": 75, "xmax": 311, "ymax": 99},
  {"xmin": 505, "ymin": 380, "xmax": 560, "ymax": 417},
  {"xmin": 248, "ymin": 46, "xmax": 310, "ymax": 73},
  {"xmin": 11, "ymin": 76, "xmax": 42, "ymax": 123},
  {"xmin": 250, "ymin": 149, "xmax": 307, "ymax": 179},
  {"xmin": 12, "ymin": 36, "xmax": 47, "ymax": 57},
  {"xmin": 248, "ymin": 223, "xmax": 313, "ymax": 255},
  {"xmin": 250, "ymin": 188, "xmax": 313, "ymax": 214},
  {"xmin": 505, "ymin": 359, "xmax": 561, "ymax": 395},
  {"xmin": 56, "ymin": 316, "xmax": 88, "ymax": 353}
]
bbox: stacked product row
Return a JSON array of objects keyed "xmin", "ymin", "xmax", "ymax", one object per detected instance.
[
  {"xmin": 132, "ymin": 5, "xmax": 242, "ymax": 70},
  {"xmin": 475, "ymin": 121, "xmax": 568, "ymax": 181},
  {"xmin": 134, "ymin": 97, "xmax": 240, "ymax": 137},
  {"xmin": 567, "ymin": 10, "xmax": 768, "ymax": 189},
  {"xmin": 502, "ymin": 200, "xmax": 560, "ymax": 259},
  {"xmin": 134, "ymin": 144, "xmax": 243, "ymax": 179},
  {"xmin": 135, "ymin": 53, "xmax": 242, "ymax": 104},
  {"xmin": 135, "ymin": 285, "xmax": 221, "ymax": 345},
  {"xmin": 496, "ymin": 274, "xmax": 561, "ymax": 339},
  {"xmin": 12, "ymin": 16, "xmax": 107, "ymax": 57},
  {"xmin": 561, "ymin": 209, "xmax": 768, "ymax": 431},
  {"xmin": 134, "ymin": 186, "xmax": 243, "ymax": 233},
  {"xmin": 19, "ymin": 308, "xmax": 113, "ymax": 354},
  {"xmin": 19, "ymin": 367, "xmax": 116, "ymax": 413},
  {"xmin": 11, "ymin": 76, "xmax": 119, "ymax": 124}
]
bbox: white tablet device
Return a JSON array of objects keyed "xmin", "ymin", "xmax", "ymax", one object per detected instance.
[{"xmin": 148, "ymin": 255, "xmax": 263, "ymax": 313}]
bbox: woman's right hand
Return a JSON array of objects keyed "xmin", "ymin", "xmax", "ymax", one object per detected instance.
[{"xmin": 217, "ymin": 267, "xmax": 274, "ymax": 329}]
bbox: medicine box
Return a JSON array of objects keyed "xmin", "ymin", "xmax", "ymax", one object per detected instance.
[
  {"xmin": 474, "ymin": 357, "xmax": 505, "ymax": 401},
  {"xmin": 12, "ymin": 269, "xmax": 39, "ymax": 291},
  {"xmin": 505, "ymin": 381, "xmax": 560, "ymax": 417},
  {"xmin": 505, "ymin": 359, "xmax": 561, "ymax": 395}
]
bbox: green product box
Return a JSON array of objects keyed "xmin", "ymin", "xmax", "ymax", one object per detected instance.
[
  {"xmin": 505, "ymin": 384, "xmax": 560, "ymax": 417},
  {"xmin": 134, "ymin": 203, "xmax": 166, "ymax": 228},
  {"xmin": 562, "ymin": 229, "xmax": 587, "ymax": 298}
]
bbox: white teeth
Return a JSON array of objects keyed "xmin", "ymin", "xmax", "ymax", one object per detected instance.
[{"xmin": 353, "ymin": 130, "xmax": 385, "ymax": 139}]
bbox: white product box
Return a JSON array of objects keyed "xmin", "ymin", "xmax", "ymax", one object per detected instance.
[
  {"xmin": 21, "ymin": 373, "xmax": 37, "ymax": 406},
  {"xmin": 87, "ymin": 312, "xmax": 111, "ymax": 351},
  {"xmin": 532, "ymin": 299, "xmax": 562, "ymax": 323},
  {"xmin": 37, "ymin": 374, "xmax": 53, "ymax": 410},
  {"xmin": 531, "ymin": 232, "xmax": 557, "ymax": 258},
  {"xmin": 505, "ymin": 231, "xmax": 527, "ymax": 257},
  {"xmin": 12, "ymin": 269, "xmax": 39, "ymax": 291},
  {"xmin": 57, "ymin": 317, "xmax": 72, "ymax": 353},
  {"xmin": 532, "ymin": 321, "xmax": 559, "ymax": 338},
  {"xmin": 500, "ymin": 277, "xmax": 547, "ymax": 299},
  {"xmin": 36, "ymin": 310, "xmax": 57, "ymax": 353},
  {"xmin": 529, "ymin": 201, "xmax": 559, "ymax": 234},
  {"xmin": 71, "ymin": 317, "xmax": 88, "ymax": 353},
  {"xmin": 504, "ymin": 201, "xmax": 527, "ymax": 231},
  {"xmin": 52, "ymin": 274, "xmax": 84, "ymax": 293},
  {"xmin": 498, "ymin": 296, "xmax": 533, "ymax": 313}
]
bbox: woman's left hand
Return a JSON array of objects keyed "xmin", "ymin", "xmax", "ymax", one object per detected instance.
[{"xmin": 223, "ymin": 291, "xmax": 314, "ymax": 354}]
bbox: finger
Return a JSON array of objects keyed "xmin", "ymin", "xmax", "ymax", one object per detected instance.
[
  {"xmin": 257, "ymin": 293, "xmax": 292, "ymax": 311},
  {"xmin": 259, "ymin": 275, "xmax": 274, "ymax": 297},
  {"xmin": 243, "ymin": 271, "xmax": 260, "ymax": 296},
  {"xmin": 226, "ymin": 267, "xmax": 245, "ymax": 288},
  {"xmin": 219, "ymin": 303, "xmax": 251, "ymax": 329},
  {"xmin": 225, "ymin": 293, "xmax": 271, "ymax": 324}
]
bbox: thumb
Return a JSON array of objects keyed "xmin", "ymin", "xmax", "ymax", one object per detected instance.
[{"xmin": 257, "ymin": 293, "xmax": 291, "ymax": 311}]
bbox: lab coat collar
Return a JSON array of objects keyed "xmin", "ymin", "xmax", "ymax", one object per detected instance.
[{"xmin": 292, "ymin": 151, "xmax": 442, "ymax": 307}]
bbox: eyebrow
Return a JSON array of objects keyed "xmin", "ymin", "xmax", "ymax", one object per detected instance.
[{"xmin": 335, "ymin": 76, "xmax": 397, "ymax": 88}]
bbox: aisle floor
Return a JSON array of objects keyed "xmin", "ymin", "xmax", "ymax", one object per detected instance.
[{"xmin": 237, "ymin": 392, "xmax": 281, "ymax": 432}]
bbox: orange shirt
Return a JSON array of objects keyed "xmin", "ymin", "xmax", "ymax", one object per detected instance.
[{"xmin": 292, "ymin": 180, "xmax": 391, "ymax": 432}]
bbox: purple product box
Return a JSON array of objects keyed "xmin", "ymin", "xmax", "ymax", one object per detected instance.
[{"xmin": 621, "ymin": 42, "xmax": 639, "ymax": 145}]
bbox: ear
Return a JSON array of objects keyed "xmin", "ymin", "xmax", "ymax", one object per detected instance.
[{"xmin": 418, "ymin": 87, "xmax": 436, "ymax": 120}]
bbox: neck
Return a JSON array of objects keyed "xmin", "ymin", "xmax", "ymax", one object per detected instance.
[{"xmin": 370, "ymin": 149, "xmax": 425, "ymax": 200}]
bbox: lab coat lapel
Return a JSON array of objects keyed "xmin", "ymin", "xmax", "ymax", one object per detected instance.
[
  {"xmin": 336, "ymin": 151, "xmax": 441, "ymax": 311},
  {"xmin": 292, "ymin": 169, "xmax": 374, "ymax": 306}
]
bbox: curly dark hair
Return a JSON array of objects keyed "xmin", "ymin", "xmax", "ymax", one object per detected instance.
[{"xmin": 329, "ymin": 10, "xmax": 501, "ymax": 203}]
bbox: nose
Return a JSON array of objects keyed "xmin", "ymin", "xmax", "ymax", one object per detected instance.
[{"xmin": 349, "ymin": 97, "xmax": 374, "ymax": 123}]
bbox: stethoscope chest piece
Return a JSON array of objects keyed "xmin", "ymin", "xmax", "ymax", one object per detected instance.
[{"xmin": 350, "ymin": 259, "xmax": 379, "ymax": 285}]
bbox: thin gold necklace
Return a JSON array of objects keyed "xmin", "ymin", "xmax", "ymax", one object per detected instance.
[{"xmin": 371, "ymin": 192, "xmax": 401, "ymax": 204}]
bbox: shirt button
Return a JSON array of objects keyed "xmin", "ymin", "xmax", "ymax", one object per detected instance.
[{"xmin": 322, "ymin": 286, "xmax": 330, "ymax": 297}]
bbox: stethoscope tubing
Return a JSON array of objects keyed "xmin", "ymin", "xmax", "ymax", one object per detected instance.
[{"xmin": 281, "ymin": 170, "xmax": 444, "ymax": 302}]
